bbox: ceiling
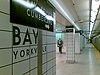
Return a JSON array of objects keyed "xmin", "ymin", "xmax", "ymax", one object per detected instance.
[
  {"xmin": 56, "ymin": 11, "xmax": 71, "ymax": 31},
  {"xmin": 49, "ymin": 0, "xmax": 100, "ymax": 36},
  {"xmin": 56, "ymin": 11, "xmax": 71, "ymax": 26}
]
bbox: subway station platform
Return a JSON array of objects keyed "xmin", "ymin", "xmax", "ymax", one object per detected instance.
[{"xmin": 56, "ymin": 44, "xmax": 100, "ymax": 75}]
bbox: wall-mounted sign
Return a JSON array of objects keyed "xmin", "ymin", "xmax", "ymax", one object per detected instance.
[
  {"xmin": 13, "ymin": 25, "xmax": 47, "ymax": 60},
  {"xmin": 10, "ymin": 0, "xmax": 55, "ymax": 32},
  {"xmin": 66, "ymin": 29, "xmax": 74, "ymax": 32}
]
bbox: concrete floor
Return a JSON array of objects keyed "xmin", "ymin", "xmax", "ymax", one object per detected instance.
[{"xmin": 56, "ymin": 44, "xmax": 100, "ymax": 75}]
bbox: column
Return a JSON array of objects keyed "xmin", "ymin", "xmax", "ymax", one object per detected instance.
[{"xmin": 65, "ymin": 27, "xmax": 75, "ymax": 63}]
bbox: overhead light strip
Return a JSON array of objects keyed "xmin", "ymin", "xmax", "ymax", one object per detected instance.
[
  {"xmin": 89, "ymin": 0, "xmax": 100, "ymax": 36},
  {"xmin": 34, "ymin": 6, "xmax": 46, "ymax": 16},
  {"xmin": 49, "ymin": 0, "xmax": 80, "ymax": 30},
  {"xmin": 14, "ymin": 0, "xmax": 36, "ymax": 8},
  {"xmin": 34, "ymin": 6, "xmax": 54, "ymax": 21}
]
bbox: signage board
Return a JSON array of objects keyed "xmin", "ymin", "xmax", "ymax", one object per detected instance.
[
  {"xmin": 66, "ymin": 29, "xmax": 74, "ymax": 32},
  {"xmin": 10, "ymin": 0, "xmax": 54, "ymax": 32}
]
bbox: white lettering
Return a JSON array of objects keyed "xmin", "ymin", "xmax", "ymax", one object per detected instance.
[{"xmin": 27, "ymin": 9, "xmax": 30, "ymax": 16}]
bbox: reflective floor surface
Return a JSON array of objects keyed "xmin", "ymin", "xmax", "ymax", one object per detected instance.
[{"xmin": 56, "ymin": 44, "xmax": 100, "ymax": 75}]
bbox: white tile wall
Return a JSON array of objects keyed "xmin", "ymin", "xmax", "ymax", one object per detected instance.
[
  {"xmin": 24, "ymin": 73, "xmax": 29, "ymax": 75},
  {"xmin": 75, "ymin": 33, "xmax": 80, "ymax": 53},
  {"xmin": 0, "ymin": 13, "xmax": 11, "ymax": 31},
  {"xmin": 42, "ymin": 30, "xmax": 47, "ymax": 35},
  {"xmin": 0, "ymin": 49, "xmax": 12, "ymax": 67},
  {"xmin": 47, "ymin": 61, "xmax": 52, "ymax": 70},
  {"xmin": 0, "ymin": 65, "xmax": 12, "ymax": 75},
  {"xmin": 30, "ymin": 68, "xmax": 37, "ymax": 75},
  {"xmin": 53, "ymin": 73, "xmax": 56, "ymax": 75},
  {"xmin": 43, "ymin": 73, "xmax": 46, "ymax": 75},
  {"xmin": 47, "ymin": 52, "xmax": 53, "ymax": 61},
  {"xmin": 47, "ymin": 68, "xmax": 52, "ymax": 75},
  {"xmin": 42, "ymin": 54, "xmax": 46, "ymax": 64},
  {"xmin": 47, "ymin": 36, "xmax": 54, "ymax": 44},
  {"xmin": 0, "ymin": 0, "xmax": 10, "ymax": 14},
  {"xmin": 47, "ymin": 31, "xmax": 55, "ymax": 36},
  {"xmin": 47, "ymin": 45, "xmax": 52, "ymax": 52},
  {"xmin": 30, "ymin": 46, "xmax": 38, "ymax": 57},
  {"xmin": 52, "ymin": 66, "xmax": 56, "ymax": 74},
  {"xmin": 13, "ymin": 47, "xmax": 30, "ymax": 63},
  {"xmin": 65, "ymin": 31, "xmax": 75, "ymax": 62},
  {"xmin": 0, "ymin": 31, "xmax": 12, "ymax": 48},
  {"xmin": 30, "ymin": 34, "xmax": 38, "ymax": 45},
  {"xmin": 42, "ymin": 36, "xmax": 47, "ymax": 44},
  {"xmin": 30, "ymin": 57, "xmax": 37, "ymax": 70},
  {"xmin": 0, "ymin": 1, "xmax": 56, "ymax": 75},
  {"xmin": 42, "ymin": 30, "xmax": 56, "ymax": 75},
  {"xmin": 30, "ymin": 27, "xmax": 38, "ymax": 34},
  {"xmin": 52, "ymin": 57, "xmax": 56, "ymax": 66},
  {"xmin": 13, "ymin": 60, "xmax": 29, "ymax": 75},
  {"xmin": 52, "ymin": 37, "xmax": 56, "ymax": 43},
  {"xmin": 13, "ymin": 33, "xmax": 30, "ymax": 47},
  {"xmin": 13, "ymin": 24, "xmax": 30, "ymax": 33},
  {"xmin": 42, "ymin": 64, "xmax": 47, "ymax": 74},
  {"xmin": 52, "ymin": 45, "xmax": 55, "ymax": 52}
]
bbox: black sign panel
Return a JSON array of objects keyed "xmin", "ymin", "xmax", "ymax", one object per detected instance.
[
  {"xmin": 10, "ymin": 0, "xmax": 54, "ymax": 32},
  {"xmin": 66, "ymin": 29, "xmax": 74, "ymax": 32}
]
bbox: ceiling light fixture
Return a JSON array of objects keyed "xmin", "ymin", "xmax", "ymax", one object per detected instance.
[
  {"xmin": 45, "ymin": 15, "xmax": 54, "ymax": 21},
  {"xmin": 89, "ymin": 0, "xmax": 100, "ymax": 36},
  {"xmin": 34, "ymin": 6, "xmax": 54, "ymax": 21},
  {"xmin": 14, "ymin": 0, "xmax": 36, "ymax": 8},
  {"xmin": 34, "ymin": 6, "xmax": 46, "ymax": 16}
]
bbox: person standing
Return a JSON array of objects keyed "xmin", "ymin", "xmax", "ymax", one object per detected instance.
[{"xmin": 57, "ymin": 38, "xmax": 63, "ymax": 54}]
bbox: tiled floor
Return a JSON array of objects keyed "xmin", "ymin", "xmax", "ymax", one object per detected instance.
[{"xmin": 56, "ymin": 44, "xmax": 100, "ymax": 75}]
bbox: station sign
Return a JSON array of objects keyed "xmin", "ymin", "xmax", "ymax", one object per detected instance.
[{"xmin": 10, "ymin": 0, "xmax": 55, "ymax": 32}]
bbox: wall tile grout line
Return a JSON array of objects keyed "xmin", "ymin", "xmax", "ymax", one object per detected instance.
[
  {"xmin": 0, "ymin": 56, "xmax": 38, "ymax": 68},
  {"xmin": 52, "ymin": 72, "xmax": 56, "ymax": 75},
  {"xmin": 42, "ymin": 64, "xmax": 56, "ymax": 75},
  {"xmin": 13, "ymin": 45, "xmax": 37, "ymax": 48},
  {"xmin": 0, "ymin": 63, "xmax": 13, "ymax": 69},
  {"xmin": 0, "ymin": 47, "xmax": 13, "ymax": 50},
  {"xmin": 29, "ymin": 27, "xmax": 31, "ymax": 75},
  {"xmin": 0, "ymin": 30, "xmax": 12, "ymax": 32},
  {"xmin": 0, "ymin": 55, "xmax": 37, "ymax": 69},
  {"xmin": 0, "ymin": 11, "xmax": 10, "ymax": 15},
  {"xmin": 42, "ymin": 50, "xmax": 56, "ymax": 55},
  {"xmin": 0, "ymin": 44, "xmax": 37, "ymax": 50},
  {"xmin": 42, "ymin": 57, "xmax": 56, "ymax": 65},
  {"xmin": 13, "ymin": 56, "xmax": 37, "ymax": 65},
  {"xmin": 0, "ymin": 16, "xmax": 56, "ymax": 75},
  {"xmin": 12, "ymin": 24, "xmax": 13, "ymax": 75},
  {"xmin": 22, "ymin": 67, "xmax": 38, "ymax": 75},
  {"xmin": 42, "ymin": 35, "xmax": 56, "ymax": 37},
  {"xmin": 46, "ymin": 32, "xmax": 47, "ymax": 75}
]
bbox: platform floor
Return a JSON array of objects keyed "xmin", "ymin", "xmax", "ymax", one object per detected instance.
[{"xmin": 56, "ymin": 44, "xmax": 100, "ymax": 75}]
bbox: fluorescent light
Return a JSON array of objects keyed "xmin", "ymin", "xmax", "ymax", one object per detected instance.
[
  {"xmin": 90, "ymin": 22, "xmax": 94, "ymax": 32},
  {"xmin": 45, "ymin": 15, "xmax": 54, "ymax": 21},
  {"xmin": 34, "ymin": 7, "xmax": 46, "ymax": 16},
  {"xmin": 91, "ymin": 12, "xmax": 96, "ymax": 22},
  {"xmin": 91, "ymin": 17, "xmax": 95, "ymax": 22},
  {"xmin": 14, "ymin": 0, "xmax": 36, "ymax": 8},
  {"xmin": 49, "ymin": 0, "xmax": 80, "ymax": 30},
  {"xmin": 89, "ymin": 0, "xmax": 100, "ymax": 36},
  {"xmin": 34, "ymin": 6, "xmax": 54, "ymax": 21},
  {"xmin": 91, "ymin": 11, "xmax": 97, "ymax": 17},
  {"xmin": 92, "ymin": 0, "xmax": 99, "ymax": 11}
]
